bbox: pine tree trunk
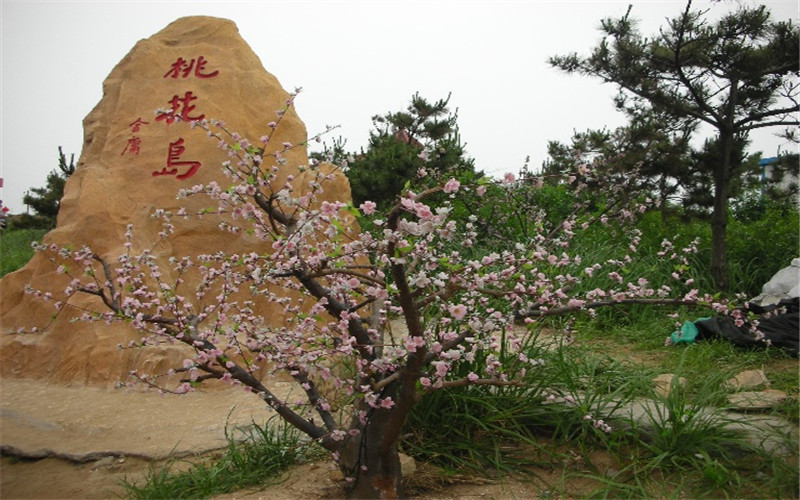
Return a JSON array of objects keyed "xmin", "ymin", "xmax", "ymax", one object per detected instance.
[
  {"xmin": 710, "ymin": 179, "xmax": 728, "ymax": 291},
  {"xmin": 710, "ymin": 131, "xmax": 733, "ymax": 291}
]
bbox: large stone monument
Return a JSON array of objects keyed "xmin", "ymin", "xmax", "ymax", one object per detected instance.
[{"xmin": 0, "ymin": 17, "xmax": 351, "ymax": 386}]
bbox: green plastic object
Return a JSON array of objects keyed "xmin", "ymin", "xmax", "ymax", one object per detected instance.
[{"xmin": 669, "ymin": 319, "xmax": 709, "ymax": 345}]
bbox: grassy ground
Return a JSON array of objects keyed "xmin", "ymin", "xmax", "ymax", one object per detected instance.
[
  {"xmin": 0, "ymin": 228, "xmax": 47, "ymax": 277},
  {"xmin": 121, "ymin": 419, "xmax": 308, "ymax": 499},
  {"xmin": 119, "ymin": 309, "xmax": 798, "ymax": 499},
  {"xmin": 401, "ymin": 310, "xmax": 798, "ymax": 499}
]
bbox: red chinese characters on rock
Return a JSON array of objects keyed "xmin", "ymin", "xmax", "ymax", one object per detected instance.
[
  {"xmin": 145, "ymin": 56, "xmax": 220, "ymax": 180},
  {"xmin": 129, "ymin": 118, "xmax": 149, "ymax": 133},
  {"xmin": 156, "ymin": 91, "xmax": 206, "ymax": 125},
  {"xmin": 152, "ymin": 138, "xmax": 201, "ymax": 180},
  {"xmin": 163, "ymin": 56, "xmax": 219, "ymax": 79},
  {"xmin": 121, "ymin": 118, "xmax": 150, "ymax": 156},
  {"xmin": 121, "ymin": 137, "xmax": 142, "ymax": 156}
]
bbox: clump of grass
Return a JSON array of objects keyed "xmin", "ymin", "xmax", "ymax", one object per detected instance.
[
  {"xmin": 632, "ymin": 369, "xmax": 753, "ymax": 469},
  {"xmin": 122, "ymin": 418, "xmax": 306, "ymax": 500},
  {"xmin": 404, "ymin": 320, "xmax": 799, "ymax": 499},
  {"xmin": 0, "ymin": 228, "xmax": 47, "ymax": 277},
  {"xmin": 401, "ymin": 331, "xmax": 555, "ymax": 473},
  {"xmin": 402, "ymin": 329, "xmax": 649, "ymax": 472},
  {"xmin": 579, "ymin": 354, "xmax": 799, "ymax": 499}
]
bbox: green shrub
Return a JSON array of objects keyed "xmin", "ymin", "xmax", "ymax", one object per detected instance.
[
  {"xmin": 633, "ymin": 205, "xmax": 799, "ymax": 297},
  {"xmin": 727, "ymin": 199, "xmax": 799, "ymax": 296}
]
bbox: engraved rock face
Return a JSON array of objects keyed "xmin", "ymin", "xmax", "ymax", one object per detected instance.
[{"xmin": 0, "ymin": 16, "xmax": 351, "ymax": 386}]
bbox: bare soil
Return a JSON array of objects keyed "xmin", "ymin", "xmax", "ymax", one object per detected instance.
[{"xmin": 1, "ymin": 446, "xmax": 617, "ymax": 499}]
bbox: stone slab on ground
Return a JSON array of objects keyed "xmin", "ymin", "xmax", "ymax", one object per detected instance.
[
  {"xmin": 608, "ymin": 397, "xmax": 797, "ymax": 455},
  {"xmin": 727, "ymin": 389, "xmax": 787, "ymax": 410},
  {"xmin": 724, "ymin": 369, "xmax": 771, "ymax": 390},
  {"xmin": 0, "ymin": 378, "xmax": 287, "ymax": 461}
]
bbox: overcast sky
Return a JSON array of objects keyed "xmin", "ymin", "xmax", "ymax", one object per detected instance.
[{"xmin": 1, "ymin": 0, "xmax": 797, "ymax": 213}]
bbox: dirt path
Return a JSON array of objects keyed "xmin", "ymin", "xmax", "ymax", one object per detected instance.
[
  {"xmin": 0, "ymin": 456, "xmax": 555, "ymax": 500},
  {"xmin": 0, "ymin": 378, "xmax": 288, "ymax": 461},
  {"xmin": 0, "ymin": 377, "xmax": 293, "ymax": 499},
  {"xmin": 1, "ymin": 455, "xmax": 153, "ymax": 499}
]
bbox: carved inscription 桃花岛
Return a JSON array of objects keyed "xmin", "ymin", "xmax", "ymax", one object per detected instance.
[{"xmin": 122, "ymin": 56, "xmax": 220, "ymax": 180}]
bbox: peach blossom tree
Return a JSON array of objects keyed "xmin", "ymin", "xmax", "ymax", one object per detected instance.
[{"xmin": 28, "ymin": 93, "xmax": 714, "ymax": 499}]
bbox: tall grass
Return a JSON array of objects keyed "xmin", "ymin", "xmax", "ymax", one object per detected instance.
[
  {"xmin": 0, "ymin": 228, "xmax": 47, "ymax": 277},
  {"xmin": 403, "ymin": 314, "xmax": 798, "ymax": 498},
  {"xmin": 402, "ymin": 330, "xmax": 649, "ymax": 472},
  {"xmin": 123, "ymin": 418, "xmax": 306, "ymax": 499},
  {"xmin": 580, "ymin": 353, "xmax": 800, "ymax": 499}
]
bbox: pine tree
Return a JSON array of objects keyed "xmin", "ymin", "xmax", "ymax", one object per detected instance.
[
  {"xmin": 21, "ymin": 147, "xmax": 75, "ymax": 228},
  {"xmin": 549, "ymin": 1, "xmax": 799, "ymax": 289}
]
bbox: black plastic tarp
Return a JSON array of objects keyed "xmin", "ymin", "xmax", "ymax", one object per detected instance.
[{"xmin": 694, "ymin": 298, "xmax": 799, "ymax": 357}]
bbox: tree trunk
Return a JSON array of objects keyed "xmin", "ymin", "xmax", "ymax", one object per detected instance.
[
  {"xmin": 659, "ymin": 174, "xmax": 669, "ymax": 224},
  {"xmin": 340, "ymin": 406, "xmax": 404, "ymax": 499},
  {"xmin": 710, "ymin": 131, "xmax": 733, "ymax": 291}
]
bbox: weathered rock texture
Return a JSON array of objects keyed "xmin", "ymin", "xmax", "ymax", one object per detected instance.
[{"xmin": 0, "ymin": 16, "xmax": 351, "ymax": 386}]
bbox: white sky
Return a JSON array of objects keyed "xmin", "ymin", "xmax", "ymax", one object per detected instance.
[{"xmin": 1, "ymin": 0, "xmax": 797, "ymax": 213}]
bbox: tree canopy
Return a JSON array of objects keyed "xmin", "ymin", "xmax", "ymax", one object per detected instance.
[
  {"xmin": 18, "ymin": 147, "xmax": 75, "ymax": 229},
  {"xmin": 549, "ymin": 0, "xmax": 799, "ymax": 289},
  {"xmin": 339, "ymin": 93, "xmax": 476, "ymax": 210}
]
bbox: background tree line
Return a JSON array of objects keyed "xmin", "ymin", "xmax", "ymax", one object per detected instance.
[{"xmin": 10, "ymin": 0, "xmax": 799, "ymax": 293}]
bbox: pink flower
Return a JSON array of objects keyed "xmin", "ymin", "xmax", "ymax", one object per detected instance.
[
  {"xmin": 174, "ymin": 383, "xmax": 191, "ymax": 394},
  {"xmin": 467, "ymin": 372, "xmax": 479, "ymax": 382},
  {"xmin": 320, "ymin": 201, "xmax": 338, "ymax": 216},
  {"xmin": 503, "ymin": 172, "xmax": 516, "ymax": 184},
  {"xmin": 476, "ymin": 185, "xmax": 487, "ymax": 196},
  {"xmin": 432, "ymin": 361, "xmax": 449, "ymax": 378},
  {"xmin": 443, "ymin": 178, "xmax": 460, "ymax": 194},
  {"xmin": 404, "ymin": 335, "xmax": 424, "ymax": 353},
  {"xmin": 359, "ymin": 200, "xmax": 377, "ymax": 215},
  {"xmin": 379, "ymin": 397, "xmax": 395, "ymax": 409},
  {"xmin": 567, "ymin": 298, "xmax": 585, "ymax": 308},
  {"xmin": 415, "ymin": 205, "xmax": 434, "ymax": 220},
  {"xmin": 448, "ymin": 304, "xmax": 467, "ymax": 320}
]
